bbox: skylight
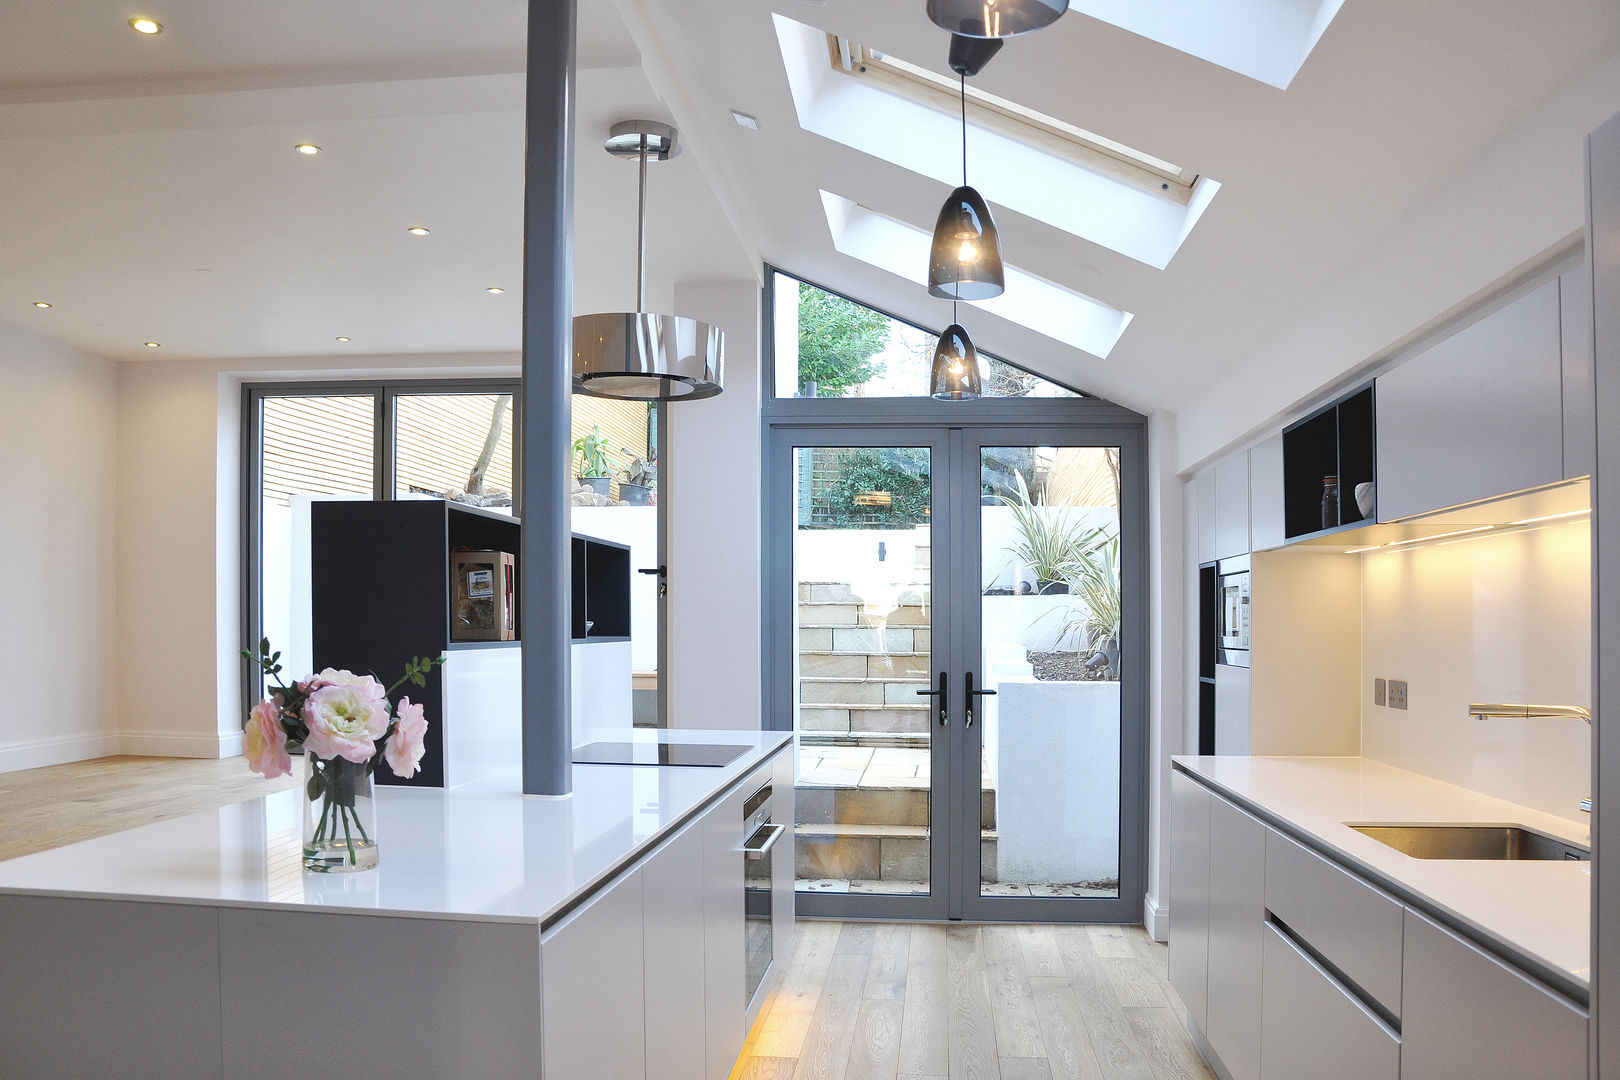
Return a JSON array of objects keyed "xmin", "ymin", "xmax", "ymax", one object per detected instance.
[
  {"xmin": 833, "ymin": 36, "xmax": 1197, "ymax": 199},
  {"xmin": 819, "ymin": 191, "xmax": 1134, "ymax": 360},
  {"xmin": 1069, "ymin": 0, "xmax": 1347, "ymax": 90},
  {"xmin": 775, "ymin": 13, "xmax": 1220, "ymax": 270}
]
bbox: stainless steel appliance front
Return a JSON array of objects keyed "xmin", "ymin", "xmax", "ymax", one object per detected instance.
[
  {"xmin": 742, "ymin": 782, "xmax": 783, "ymax": 1007},
  {"xmin": 1217, "ymin": 555, "xmax": 1251, "ymax": 666}
]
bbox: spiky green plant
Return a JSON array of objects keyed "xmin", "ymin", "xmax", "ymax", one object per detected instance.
[{"xmin": 997, "ymin": 473, "xmax": 1107, "ymax": 590}]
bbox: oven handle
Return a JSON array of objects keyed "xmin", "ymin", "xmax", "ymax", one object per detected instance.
[{"xmin": 742, "ymin": 822, "xmax": 786, "ymax": 860}]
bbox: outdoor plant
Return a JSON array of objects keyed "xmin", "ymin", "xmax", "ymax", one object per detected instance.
[
  {"xmin": 1040, "ymin": 533, "xmax": 1122, "ymax": 676},
  {"xmin": 997, "ymin": 472, "xmax": 1108, "ymax": 592},
  {"xmin": 572, "ymin": 424, "xmax": 615, "ymax": 479}
]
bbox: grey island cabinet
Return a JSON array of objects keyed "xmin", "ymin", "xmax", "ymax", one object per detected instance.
[{"xmin": 0, "ymin": 730, "xmax": 793, "ymax": 1080}]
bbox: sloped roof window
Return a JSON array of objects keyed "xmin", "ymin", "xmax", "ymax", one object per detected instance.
[{"xmin": 775, "ymin": 14, "xmax": 1219, "ymax": 270}]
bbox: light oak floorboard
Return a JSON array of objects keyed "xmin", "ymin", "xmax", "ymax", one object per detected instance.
[{"xmin": 736, "ymin": 923, "xmax": 1211, "ymax": 1080}]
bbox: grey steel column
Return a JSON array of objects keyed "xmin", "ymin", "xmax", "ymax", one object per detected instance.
[{"xmin": 521, "ymin": 0, "xmax": 576, "ymax": 796}]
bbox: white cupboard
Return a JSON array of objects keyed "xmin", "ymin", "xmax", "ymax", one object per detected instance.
[
  {"xmin": 645, "ymin": 816, "xmax": 713, "ymax": 1080},
  {"xmin": 1213, "ymin": 664, "xmax": 1251, "ymax": 755},
  {"xmin": 1247, "ymin": 436, "xmax": 1285, "ymax": 552},
  {"xmin": 541, "ymin": 865, "xmax": 648, "ymax": 1080},
  {"xmin": 1375, "ymin": 277, "xmax": 1564, "ymax": 521},
  {"xmin": 1259, "ymin": 924, "xmax": 1399, "ymax": 1080},
  {"xmin": 1195, "ymin": 468, "xmax": 1218, "ymax": 565},
  {"xmin": 703, "ymin": 779, "xmax": 747, "ymax": 1080},
  {"xmin": 1204, "ymin": 795, "xmax": 1266, "ymax": 1080},
  {"xmin": 1168, "ymin": 771, "xmax": 1212, "ymax": 1030},
  {"xmin": 1213, "ymin": 453, "xmax": 1251, "ymax": 560}
]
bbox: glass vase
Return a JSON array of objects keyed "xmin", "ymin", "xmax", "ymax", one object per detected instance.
[{"xmin": 301, "ymin": 754, "xmax": 379, "ymax": 873}]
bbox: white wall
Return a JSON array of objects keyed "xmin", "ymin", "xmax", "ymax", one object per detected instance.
[
  {"xmin": 1144, "ymin": 410, "xmax": 1185, "ymax": 940},
  {"xmin": 0, "ymin": 324, "xmax": 119, "ymax": 771},
  {"xmin": 1361, "ymin": 519, "xmax": 1592, "ymax": 820},
  {"xmin": 666, "ymin": 279, "xmax": 762, "ymax": 731}
]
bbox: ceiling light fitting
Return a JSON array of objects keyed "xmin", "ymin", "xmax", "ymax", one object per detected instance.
[
  {"xmin": 573, "ymin": 119, "xmax": 724, "ymax": 402},
  {"xmin": 33, "ymin": 301, "xmax": 51, "ymax": 309},
  {"xmin": 129, "ymin": 17, "xmax": 163, "ymax": 35},
  {"xmin": 407, "ymin": 226, "xmax": 430, "ymax": 236},
  {"xmin": 929, "ymin": 73, "xmax": 1004, "ymax": 301},
  {"xmin": 486, "ymin": 287, "xmax": 505, "ymax": 294},
  {"xmin": 335, "ymin": 336, "xmax": 351, "ymax": 343},
  {"xmin": 294, "ymin": 144, "xmax": 322, "ymax": 156},
  {"xmin": 731, "ymin": 110, "xmax": 760, "ymax": 131},
  {"xmin": 143, "ymin": 341, "xmax": 161, "ymax": 349},
  {"xmin": 930, "ymin": 304, "xmax": 983, "ymax": 400},
  {"xmin": 927, "ymin": 0, "xmax": 1068, "ymax": 39}
]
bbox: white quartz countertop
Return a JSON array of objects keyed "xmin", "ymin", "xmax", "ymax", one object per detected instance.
[
  {"xmin": 0, "ymin": 728, "xmax": 792, "ymax": 930},
  {"xmin": 1172, "ymin": 755, "xmax": 1590, "ymax": 1000}
]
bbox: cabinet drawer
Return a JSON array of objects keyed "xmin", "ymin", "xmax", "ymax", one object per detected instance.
[
  {"xmin": 1264, "ymin": 828, "xmax": 1403, "ymax": 1017},
  {"xmin": 1401, "ymin": 908, "xmax": 1587, "ymax": 1080},
  {"xmin": 1260, "ymin": 924, "xmax": 1399, "ymax": 1080}
]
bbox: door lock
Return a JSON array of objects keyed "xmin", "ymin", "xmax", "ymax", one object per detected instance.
[
  {"xmin": 916, "ymin": 670, "xmax": 948, "ymax": 726},
  {"xmin": 637, "ymin": 565, "xmax": 667, "ymax": 597},
  {"xmin": 964, "ymin": 670, "xmax": 996, "ymax": 729}
]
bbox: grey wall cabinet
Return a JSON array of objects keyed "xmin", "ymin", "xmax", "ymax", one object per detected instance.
[
  {"xmin": 1194, "ymin": 468, "xmax": 1218, "ymax": 565},
  {"xmin": 1247, "ymin": 436, "xmax": 1286, "ymax": 552},
  {"xmin": 1401, "ymin": 908, "xmax": 1587, "ymax": 1080},
  {"xmin": 1213, "ymin": 452, "xmax": 1251, "ymax": 560},
  {"xmin": 1214, "ymin": 663, "xmax": 1251, "ymax": 755},
  {"xmin": 1559, "ymin": 264, "xmax": 1596, "ymax": 480},
  {"xmin": 1375, "ymin": 278, "xmax": 1564, "ymax": 521}
]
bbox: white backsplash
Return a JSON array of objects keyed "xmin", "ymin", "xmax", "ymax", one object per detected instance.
[{"xmin": 1360, "ymin": 519, "xmax": 1592, "ymax": 822}]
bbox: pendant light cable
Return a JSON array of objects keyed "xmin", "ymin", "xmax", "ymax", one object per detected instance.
[
  {"xmin": 635, "ymin": 135, "xmax": 648, "ymax": 311},
  {"xmin": 960, "ymin": 72, "xmax": 967, "ymax": 187}
]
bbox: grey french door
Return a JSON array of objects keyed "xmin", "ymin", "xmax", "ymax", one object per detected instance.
[{"xmin": 765, "ymin": 416, "xmax": 1146, "ymax": 923}]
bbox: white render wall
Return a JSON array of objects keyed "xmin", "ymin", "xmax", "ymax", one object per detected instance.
[{"xmin": 0, "ymin": 324, "xmax": 119, "ymax": 772}]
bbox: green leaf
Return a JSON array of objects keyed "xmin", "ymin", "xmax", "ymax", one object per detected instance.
[{"xmin": 306, "ymin": 769, "xmax": 325, "ymax": 801}]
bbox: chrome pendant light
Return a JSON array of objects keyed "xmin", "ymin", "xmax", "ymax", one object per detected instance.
[
  {"xmin": 927, "ymin": 0, "xmax": 1069, "ymax": 39},
  {"xmin": 573, "ymin": 120, "xmax": 724, "ymax": 401},
  {"xmin": 928, "ymin": 73, "xmax": 1004, "ymax": 301},
  {"xmin": 930, "ymin": 301, "xmax": 984, "ymax": 399}
]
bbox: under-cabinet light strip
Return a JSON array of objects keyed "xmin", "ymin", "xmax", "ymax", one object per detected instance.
[{"xmin": 1345, "ymin": 510, "xmax": 1590, "ymax": 555}]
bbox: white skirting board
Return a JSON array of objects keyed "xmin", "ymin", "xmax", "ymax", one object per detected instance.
[
  {"xmin": 1145, "ymin": 892, "xmax": 1169, "ymax": 942},
  {"xmin": 119, "ymin": 728, "xmax": 244, "ymax": 759},
  {"xmin": 0, "ymin": 731, "xmax": 121, "ymax": 774}
]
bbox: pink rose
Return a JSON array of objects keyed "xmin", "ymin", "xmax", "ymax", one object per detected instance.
[
  {"xmin": 384, "ymin": 697, "xmax": 428, "ymax": 779},
  {"xmin": 243, "ymin": 700, "xmax": 291, "ymax": 779},
  {"xmin": 307, "ymin": 668, "xmax": 386, "ymax": 703},
  {"xmin": 302, "ymin": 683, "xmax": 390, "ymax": 764}
]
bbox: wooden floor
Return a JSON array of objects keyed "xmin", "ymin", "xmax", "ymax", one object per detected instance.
[
  {"xmin": 0, "ymin": 754, "xmax": 297, "ymax": 863},
  {"xmin": 732, "ymin": 921, "xmax": 1214, "ymax": 1080}
]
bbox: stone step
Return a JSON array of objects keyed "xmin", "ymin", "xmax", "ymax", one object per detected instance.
[
  {"xmin": 795, "ymin": 784, "xmax": 997, "ymax": 829},
  {"xmin": 798, "ymin": 706, "xmax": 931, "ymax": 736},
  {"xmin": 799, "ymin": 677, "xmax": 932, "ymax": 707},
  {"xmin": 798, "ymin": 626, "xmax": 932, "ymax": 654},
  {"xmin": 794, "ymin": 822, "xmax": 997, "ymax": 882},
  {"xmin": 797, "ymin": 731, "xmax": 931, "ymax": 750},
  {"xmin": 799, "ymin": 651, "xmax": 931, "ymax": 679},
  {"xmin": 797, "ymin": 600, "xmax": 930, "ymax": 626}
]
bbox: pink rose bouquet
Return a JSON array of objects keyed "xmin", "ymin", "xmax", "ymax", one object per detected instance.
[{"xmin": 242, "ymin": 639, "xmax": 444, "ymax": 870}]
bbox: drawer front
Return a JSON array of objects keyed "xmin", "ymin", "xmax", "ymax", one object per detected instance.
[
  {"xmin": 1401, "ymin": 908, "xmax": 1587, "ymax": 1080},
  {"xmin": 1260, "ymin": 924, "xmax": 1399, "ymax": 1080},
  {"xmin": 1264, "ymin": 827, "xmax": 1403, "ymax": 1017}
]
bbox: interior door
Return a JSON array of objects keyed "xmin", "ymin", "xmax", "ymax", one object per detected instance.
[{"xmin": 952, "ymin": 430, "xmax": 1144, "ymax": 922}]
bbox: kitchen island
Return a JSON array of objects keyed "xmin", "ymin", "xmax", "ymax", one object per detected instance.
[{"xmin": 0, "ymin": 728, "xmax": 793, "ymax": 1080}]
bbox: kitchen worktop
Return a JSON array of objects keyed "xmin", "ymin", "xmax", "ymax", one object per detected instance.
[
  {"xmin": 1172, "ymin": 755, "xmax": 1591, "ymax": 1000},
  {"xmin": 0, "ymin": 728, "xmax": 792, "ymax": 930}
]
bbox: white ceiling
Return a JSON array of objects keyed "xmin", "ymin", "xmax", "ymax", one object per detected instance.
[{"xmin": 1, "ymin": 0, "xmax": 1618, "ymax": 427}]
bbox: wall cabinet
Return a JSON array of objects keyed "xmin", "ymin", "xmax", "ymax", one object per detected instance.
[
  {"xmin": 1204, "ymin": 795, "xmax": 1266, "ymax": 1080},
  {"xmin": 1194, "ymin": 468, "xmax": 1218, "ymax": 565},
  {"xmin": 1213, "ymin": 453, "xmax": 1251, "ymax": 560},
  {"xmin": 1213, "ymin": 663, "xmax": 1251, "ymax": 755},
  {"xmin": 1281, "ymin": 384, "xmax": 1375, "ymax": 539},
  {"xmin": 1401, "ymin": 909, "xmax": 1587, "ymax": 1080},
  {"xmin": 1247, "ymin": 436, "xmax": 1285, "ymax": 552},
  {"xmin": 1560, "ymin": 264, "xmax": 1596, "ymax": 480},
  {"xmin": 1376, "ymin": 278, "xmax": 1563, "ymax": 521}
]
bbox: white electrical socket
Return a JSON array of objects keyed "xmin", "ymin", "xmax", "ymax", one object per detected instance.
[
  {"xmin": 1374, "ymin": 678, "xmax": 1387, "ymax": 706},
  {"xmin": 1389, "ymin": 679, "xmax": 1409, "ymax": 710}
]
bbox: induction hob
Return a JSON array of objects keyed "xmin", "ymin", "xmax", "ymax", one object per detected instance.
[{"xmin": 571, "ymin": 741, "xmax": 753, "ymax": 768}]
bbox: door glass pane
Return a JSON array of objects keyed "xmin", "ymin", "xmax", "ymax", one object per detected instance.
[
  {"xmin": 394, "ymin": 392, "xmax": 516, "ymax": 513},
  {"xmin": 259, "ymin": 395, "xmax": 375, "ymax": 695},
  {"xmin": 979, "ymin": 446, "xmax": 1122, "ymax": 899},
  {"xmin": 793, "ymin": 446, "xmax": 933, "ymax": 896}
]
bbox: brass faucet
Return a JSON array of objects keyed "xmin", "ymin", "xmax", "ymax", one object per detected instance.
[{"xmin": 1468, "ymin": 704, "xmax": 1593, "ymax": 814}]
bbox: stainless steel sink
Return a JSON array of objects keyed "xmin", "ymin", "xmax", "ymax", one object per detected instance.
[{"xmin": 1348, "ymin": 824, "xmax": 1590, "ymax": 861}]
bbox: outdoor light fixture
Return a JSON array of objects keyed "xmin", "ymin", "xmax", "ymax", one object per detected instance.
[
  {"xmin": 573, "ymin": 120, "xmax": 724, "ymax": 401},
  {"xmin": 927, "ymin": 0, "xmax": 1068, "ymax": 38},
  {"xmin": 929, "ymin": 308, "xmax": 983, "ymax": 400},
  {"xmin": 928, "ymin": 72, "xmax": 1004, "ymax": 301}
]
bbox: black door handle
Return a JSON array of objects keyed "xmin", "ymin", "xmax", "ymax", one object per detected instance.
[
  {"xmin": 916, "ymin": 670, "xmax": 948, "ymax": 726},
  {"xmin": 638, "ymin": 565, "xmax": 667, "ymax": 596},
  {"xmin": 965, "ymin": 670, "xmax": 996, "ymax": 729}
]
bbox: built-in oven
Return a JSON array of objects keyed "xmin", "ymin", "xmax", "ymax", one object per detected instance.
[
  {"xmin": 1217, "ymin": 555, "xmax": 1251, "ymax": 667},
  {"xmin": 742, "ymin": 782, "xmax": 784, "ymax": 1008}
]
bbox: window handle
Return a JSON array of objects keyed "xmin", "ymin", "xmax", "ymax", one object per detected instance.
[
  {"xmin": 965, "ymin": 670, "xmax": 996, "ymax": 729},
  {"xmin": 916, "ymin": 670, "xmax": 948, "ymax": 726}
]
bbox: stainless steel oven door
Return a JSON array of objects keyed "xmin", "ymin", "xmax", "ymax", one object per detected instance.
[{"xmin": 743, "ymin": 785, "xmax": 784, "ymax": 1007}]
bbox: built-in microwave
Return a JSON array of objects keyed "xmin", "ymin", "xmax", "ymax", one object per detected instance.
[{"xmin": 1217, "ymin": 555, "xmax": 1251, "ymax": 666}]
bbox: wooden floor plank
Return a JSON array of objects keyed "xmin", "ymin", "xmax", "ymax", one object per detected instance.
[
  {"xmin": 1017, "ymin": 925, "xmax": 1065, "ymax": 979},
  {"xmin": 947, "ymin": 927, "xmax": 1000, "ymax": 1080},
  {"xmin": 863, "ymin": 924, "xmax": 912, "ymax": 1001},
  {"xmin": 793, "ymin": 954, "xmax": 872, "ymax": 1080},
  {"xmin": 837, "ymin": 922, "xmax": 879, "ymax": 956},
  {"xmin": 983, "ymin": 925, "xmax": 1046, "ymax": 1059},
  {"xmin": 1054, "ymin": 928, "xmax": 1155, "ymax": 1080},
  {"xmin": 1001, "ymin": 1059, "xmax": 1057, "ymax": 1080},
  {"xmin": 897, "ymin": 925, "xmax": 950, "ymax": 1077},
  {"xmin": 1085, "ymin": 925, "xmax": 1135, "ymax": 960},
  {"xmin": 1102, "ymin": 957, "xmax": 1170, "ymax": 1009},
  {"xmin": 844, "ymin": 999, "xmax": 904, "ymax": 1080},
  {"xmin": 1029, "ymin": 976, "xmax": 1106, "ymax": 1080},
  {"xmin": 753, "ymin": 921, "xmax": 844, "ymax": 1058},
  {"xmin": 1122, "ymin": 1008, "xmax": 1217, "ymax": 1080},
  {"xmin": 737, "ymin": 1058, "xmax": 801, "ymax": 1080}
]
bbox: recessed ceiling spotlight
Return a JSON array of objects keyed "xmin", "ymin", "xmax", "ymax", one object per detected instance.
[
  {"xmin": 406, "ymin": 226, "xmax": 430, "ymax": 236},
  {"xmin": 143, "ymin": 341, "xmax": 161, "ymax": 349},
  {"xmin": 129, "ymin": 17, "xmax": 163, "ymax": 34},
  {"xmin": 485, "ymin": 286, "xmax": 505, "ymax": 294},
  {"xmin": 33, "ymin": 301, "xmax": 51, "ymax": 309},
  {"xmin": 294, "ymin": 143, "xmax": 322, "ymax": 156},
  {"xmin": 335, "ymin": 336, "xmax": 351, "ymax": 343},
  {"xmin": 731, "ymin": 110, "xmax": 760, "ymax": 132}
]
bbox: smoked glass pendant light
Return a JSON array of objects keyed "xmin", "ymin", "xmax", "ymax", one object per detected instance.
[
  {"xmin": 930, "ymin": 301, "xmax": 984, "ymax": 399},
  {"xmin": 573, "ymin": 120, "xmax": 724, "ymax": 401},
  {"xmin": 927, "ymin": 0, "xmax": 1069, "ymax": 39},
  {"xmin": 928, "ymin": 73, "xmax": 1004, "ymax": 301}
]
